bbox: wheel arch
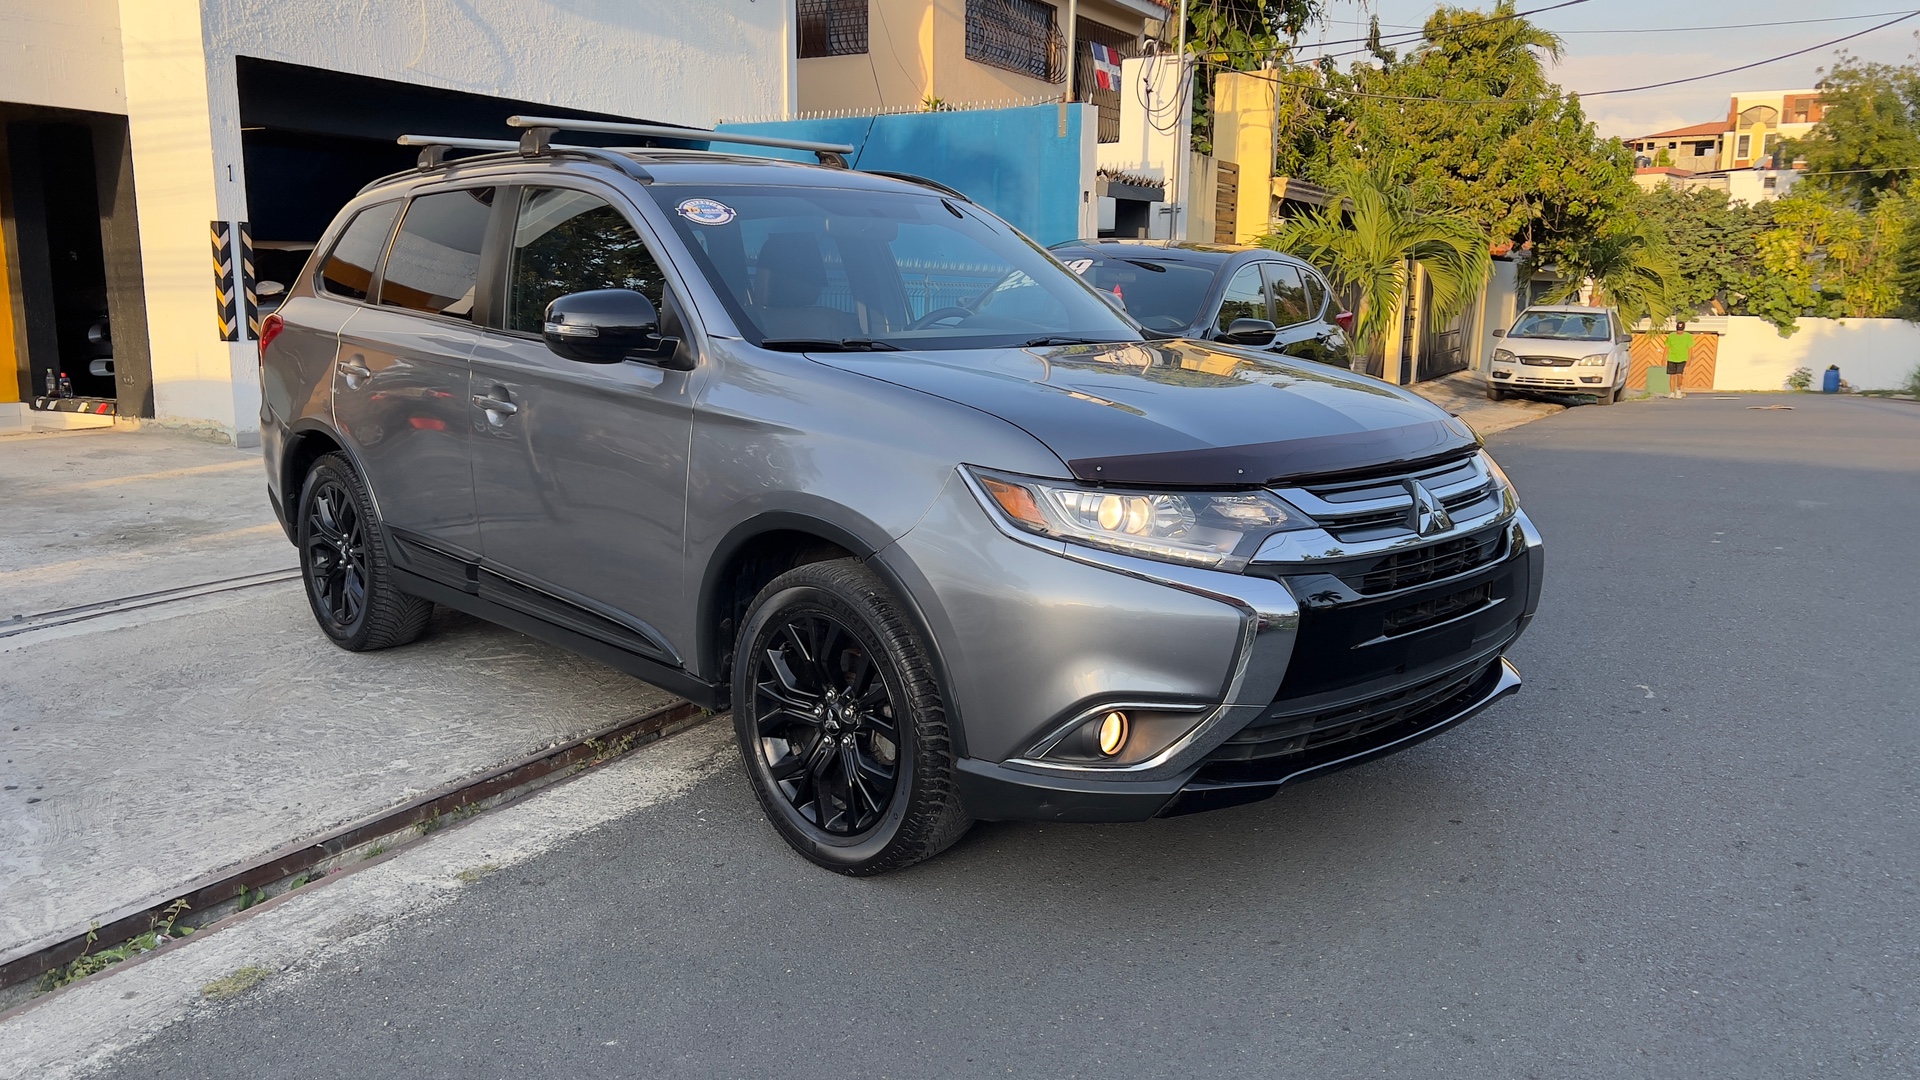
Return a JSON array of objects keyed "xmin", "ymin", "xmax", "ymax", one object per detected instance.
[
  {"xmin": 278, "ymin": 421, "xmax": 350, "ymax": 542},
  {"xmin": 697, "ymin": 513, "xmax": 962, "ymax": 753}
]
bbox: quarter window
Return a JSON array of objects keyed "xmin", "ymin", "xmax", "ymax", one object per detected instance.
[
  {"xmin": 1300, "ymin": 270, "xmax": 1329, "ymax": 321},
  {"xmin": 318, "ymin": 202, "xmax": 400, "ymax": 301},
  {"xmin": 380, "ymin": 189, "xmax": 494, "ymax": 321},
  {"xmin": 1215, "ymin": 264, "xmax": 1267, "ymax": 333},
  {"xmin": 508, "ymin": 188, "xmax": 667, "ymax": 335},
  {"xmin": 1264, "ymin": 263, "xmax": 1314, "ymax": 327}
]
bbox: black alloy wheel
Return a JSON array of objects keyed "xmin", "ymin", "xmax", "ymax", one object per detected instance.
[
  {"xmin": 733, "ymin": 559, "xmax": 972, "ymax": 874},
  {"xmin": 296, "ymin": 453, "xmax": 432, "ymax": 651},
  {"xmin": 304, "ymin": 476, "xmax": 368, "ymax": 631},
  {"xmin": 750, "ymin": 610, "xmax": 901, "ymax": 836}
]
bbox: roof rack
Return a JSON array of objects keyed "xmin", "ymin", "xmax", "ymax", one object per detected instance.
[
  {"xmin": 506, "ymin": 115, "xmax": 855, "ymax": 168},
  {"xmin": 393, "ymin": 134, "xmax": 653, "ymax": 181}
]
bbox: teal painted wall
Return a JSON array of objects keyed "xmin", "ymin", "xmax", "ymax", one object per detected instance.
[{"xmin": 716, "ymin": 105, "xmax": 1089, "ymax": 246}]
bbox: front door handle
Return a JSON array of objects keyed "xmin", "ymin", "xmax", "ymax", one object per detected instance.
[
  {"xmin": 338, "ymin": 357, "xmax": 372, "ymax": 388},
  {"xmin": 473, "ymin": 394, "xmax": 519, "ymax": 422}
]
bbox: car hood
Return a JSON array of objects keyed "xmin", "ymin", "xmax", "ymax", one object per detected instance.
[
  {"xmin": 1499, "ymin": 337, "xmax": 1613, "ymax": 358},
  {"xmin": 810, "ymin": 340, "xmax": 1478, "ymax": 487}
]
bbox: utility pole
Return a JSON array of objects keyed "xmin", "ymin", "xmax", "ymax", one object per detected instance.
[
  {"xmin": 1166, "ymin": 0, "xmax": 1190, "ymax": 241},
  {"xmin": 1065, "ymin": 0, "xmax": 1078, "ymax": 101}
]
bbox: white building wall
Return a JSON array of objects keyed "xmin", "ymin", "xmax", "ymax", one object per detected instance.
[
  {"xmin": 110, "ymin": 0, "xmax": 796, "ymax": 440},
  {"xmin": 1712, "ymin": 316, "xmax": 1920, "ymax": 392},
  {"xmin": 0, "ymin": 0, "xmax": 125, "ymax": 114}
]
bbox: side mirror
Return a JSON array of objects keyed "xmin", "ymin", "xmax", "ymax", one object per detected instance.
[
  {"xmin": 543, "ymin": 289, "xmax": 680, "ymax": 366},
  {"xmin": 256, "ymin": 281, "xmax": 287, "ymax": 299},
  {"xmin": 1491, "ymin": 329, "xmax": 1505, "ymax": 338},
  {"xmin": 1223, "ymin": 318, "xmax": 1278, "ymax": 346}
]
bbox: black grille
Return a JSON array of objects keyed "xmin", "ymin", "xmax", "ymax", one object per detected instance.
[
  {"xmin": 798, "ymin": 0, "xmax": 869, "ymax": 58},
  {"xmin": 966, "ymin": 0, "xmax": 1066, "ymax": 83},
  {"xmin": 1338, "ymin": 528, "xmax": 1506, "ymax": 595},
  {"xmin": 1209, "ymin": 657, "xmax": 1499, "ymax": 764},
  {"xmin": 1520, "ymin": 355, "xmax": 1575, "ymax": 367},
  {"xmin": 1383, "ymin": 582, "xmax": 1493, "ymax": 636}
]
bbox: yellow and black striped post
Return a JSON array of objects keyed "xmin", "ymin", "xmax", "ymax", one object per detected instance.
[
  {"xmin": 211, "ymin": 221, "xmax": 238, "ymax": 342},
  {"xmin": 239, "ymin": 222, "xmax": 260, "ymax": 340}
]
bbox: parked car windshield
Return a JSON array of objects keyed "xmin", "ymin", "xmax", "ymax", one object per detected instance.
[
  {"xmin": 1053, "ymin": 252, "xmax": 1217, "ymax": 334},
  {"xmin": 650, "ymin": 185, "xmax": 1141, "ymax": 350},
  {"xmin": 1510, "ymin": 310, "xmax": 1611, "ymax": 341}
]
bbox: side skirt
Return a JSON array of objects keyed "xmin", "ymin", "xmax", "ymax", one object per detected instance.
[{"xmin": 391, "ymin": 567, "xmax": 727, "ymax": 711}]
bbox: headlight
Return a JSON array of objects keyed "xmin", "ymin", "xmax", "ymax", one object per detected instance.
[
  {"xmin": 1577, "ymin": 353, "xmax": 1609, "ymax": 366},
  {"xmin": 1492, "ymin": 349, "xmax": 1516, "ymax": 364},
  {"xmin": 966, "ymin": 467, "xmax": 1313, "ymax": 572}
]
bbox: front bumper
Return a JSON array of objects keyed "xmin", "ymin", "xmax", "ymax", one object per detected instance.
[
  {"xmin": 1490, "ymin": 364, "xmax": 1609, "ymax": 391},
  {"xmin": 884, "ymin": 471, "xmax": 1547, "ymax": 823}
]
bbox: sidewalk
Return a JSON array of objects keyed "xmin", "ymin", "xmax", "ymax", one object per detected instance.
[
  {"xmin": 1407, "ymin": 370, "xmax": 1568, "ymax": 438},
  {"xmin": 1, "ymin": 428, "xmax": 679, "ymax": 966}
]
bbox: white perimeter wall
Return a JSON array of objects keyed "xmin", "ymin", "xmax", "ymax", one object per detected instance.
[
  {"xmin": 1713, "ymin": 316, "xmax": 1920, "ymax": 392},
  {"xmin": 0, "ymin": 0, "xmax": 125, "ymax": 114},
  {"xmin": 114, "ymin": 0, "xmax": 795, "ymax": 438}
]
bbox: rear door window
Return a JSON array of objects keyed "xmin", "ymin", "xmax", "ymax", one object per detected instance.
[
  {"xmin": 379, "ymin": 188, "xmax": 495, "ymax": 321},
  {"xmin": 1300, "ymin": 270, "xmax": 1329, "ymax": 321},
  {"xmin": 318, "ymin": 202, "xmax": 400, "ymax": 301},
  {"xmin": 508, "ymin": 188, "xmax": 668, "ymax": 334},
  {"xmin": 1263, "ymin": 262, "xmax": 1315, "ymax": 327},
  {"xmin": 1215, "ymin": 263, "xmax": 1268, "ymax": 333}
]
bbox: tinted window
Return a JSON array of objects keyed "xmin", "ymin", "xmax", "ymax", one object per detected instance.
[
  {"xmin": 1056, "ymin": 253, "xmax": 1216, "ymax": 333},
  {"xmin": 380, "ymin": 189, "xmax": 494, "ymax": 321},
  {"xmin": 1264, "ymin": 263, "xmax": 1314, "ymax": 327},
  {"xmin": 652, "ymin": 185, "xmax": 1138, "ymax": 351},
  {"xmin": 319, "ymin": 202, "xmax": 399, "ymax": 301},
  {"xmin": 1215, "ymin": 264, "xmax": 1266, "ymax": 333},
  {"xmin": 509, "ymin": 188, "xmax": 666, "ymax": 334},
  {"xmin": 1300, "ymin": 270, "xmax": 1329, "ymax": 320}
]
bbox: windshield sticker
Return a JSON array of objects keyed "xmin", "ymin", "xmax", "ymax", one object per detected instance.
[{"xmin": 676, "ymin": 198, "xmax": 736, "ymax": 226}]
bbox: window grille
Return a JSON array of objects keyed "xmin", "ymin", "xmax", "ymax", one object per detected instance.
[
  {"xmin": 799, "ymin": 0, "xmax": 869, "ymax": 58},
  {"xmin": 1075, "ymin": 18, "xmax": 1141, "ymax": 143},
  {"xmin": 966, "ymin": 0, "xmax": 1065, "ymax": 83}
]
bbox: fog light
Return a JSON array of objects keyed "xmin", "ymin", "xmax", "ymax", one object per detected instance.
[{"xmin": 1097, "ymin": 711, "xmax": 1129, "ymax": 756}]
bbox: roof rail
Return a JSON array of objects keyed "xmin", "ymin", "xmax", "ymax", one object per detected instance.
[
  {"xmin": 506, "ymin": 115, "xmax": 855, "ymax": 168},
  {"xmin": 391, "ymin": 134, "xmax": 652, "ymax": 182},
  {"xmin": 862, "ymin": 171, "xmax": 970, "ymax": 201}
]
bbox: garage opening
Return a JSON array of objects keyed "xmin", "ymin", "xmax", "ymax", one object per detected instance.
[{"xmin": 236, "ymin": 58, "xmax": 679, "ymax": 296}]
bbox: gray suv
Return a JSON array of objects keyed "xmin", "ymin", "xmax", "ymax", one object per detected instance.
[{"xmin": 259, "ymin": 122, "xmax": 1545, "ymax": 874}]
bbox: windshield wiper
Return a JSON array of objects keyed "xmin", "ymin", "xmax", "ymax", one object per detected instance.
[
  {"xmin": 758, "ymin": 338, "xmax": 901, "ymax": 352},
  {"xmin": 1020, "ymin": 335, "xmax": 1124, "ymax": 347}
]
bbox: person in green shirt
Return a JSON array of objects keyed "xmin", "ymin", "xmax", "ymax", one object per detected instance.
[{"xmin": 1664, "ymin": 322, "xmax": 1695, "ymax": 398}]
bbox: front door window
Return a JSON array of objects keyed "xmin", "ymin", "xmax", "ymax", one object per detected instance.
[{"xmin": 508, "ymin": 188, "xmax": 667, "ymax": 333}]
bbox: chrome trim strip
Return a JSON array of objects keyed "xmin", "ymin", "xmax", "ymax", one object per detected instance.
[
  {"xmin": 1021, "ymin": 699, "xmax": 1214, "ymax": 760},
  {"xmin": 1351, "ymin": 596, "xmax": 1504, "ymax": 648},
  {"xmin": 1277, "ymin": 455, "xmax": 1492, "ymax": 520},
  {"xmin": 1249, "ymin": 494, "xmax": 1515, "ymax": 566}
]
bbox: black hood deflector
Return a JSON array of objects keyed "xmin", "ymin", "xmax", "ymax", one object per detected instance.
[{"xmin": 812, "ymin": 340, "xmax": 1480, "ymax": 488}]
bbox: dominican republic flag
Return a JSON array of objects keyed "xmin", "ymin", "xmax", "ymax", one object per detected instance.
[{"xmin": 1090, "ymin": 43, "xmax": 1124, "ymax": 92}]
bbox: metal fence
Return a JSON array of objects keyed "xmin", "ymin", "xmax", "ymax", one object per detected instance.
[{"xmin": 798, "ymin": 0, "xmax": 869, "ymax": 58}]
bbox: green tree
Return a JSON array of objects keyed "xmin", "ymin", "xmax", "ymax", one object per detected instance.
[
  {"xmin": 1185, "ymin": 1, "xmax": 1334, "ymax": 155},
  {"xmin": 1275, "ymin": 2, "xmax": 1639, "ymax": 269},
  {"xmin": 1537, "ymin": 219, "xmax": 1676, "ymax": 327},
  {"xmin": 1635, "ymin": 185, "xmax": 1774, "ymax": 318},
  {"xmin": 1258, "ymin": 166, "xmax": 1491, "ymax": 353},
  {"xmin": 1786, "ymin": 54, "xmax": 1920, "ymax": 205}
]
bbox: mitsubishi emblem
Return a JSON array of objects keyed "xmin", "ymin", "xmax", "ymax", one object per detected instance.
[{"xmin": 1406, "ymin": 479, "xmax": 1453, "ymax": 537}]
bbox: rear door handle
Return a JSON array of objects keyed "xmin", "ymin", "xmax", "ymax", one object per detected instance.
[
  {"xmin": 338, "ymin": 357, "xmax": 372, "ymax": 387},
  {"xmin": 473, "ymin": 394, "xmax": 518, "ymax": 417}
]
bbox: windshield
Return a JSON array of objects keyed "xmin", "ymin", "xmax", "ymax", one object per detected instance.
[
  {"xmin": 1055, "ymin": 252, "xmax": 1217, "ymax": 334},
  {"xmin": 650, "ymin": 185, "xmax": 1140, "ymax": 351},
  {"xmin": 1510, "ymin": 310, "xmax": 1612, "ymax": 341}
]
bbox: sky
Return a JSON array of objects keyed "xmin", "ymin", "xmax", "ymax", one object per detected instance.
[{"xmin": 1290, "ymin": 1, "xmax": 1920, "ymax": 139}]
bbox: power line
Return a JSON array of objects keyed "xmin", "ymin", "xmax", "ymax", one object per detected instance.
[
  {"xmin": 1200, "ymin": 0, "xmax": 1593, "ymax": 63},
  {"xmin": 1553, "ymin": 11, "xmax": 1920, "ymax": 35},
  {"xmin": 1580, "ymin": 11, "xmax": 1919, "ymax": 96},
  {"xmin": 1210, "ymin": 9, "xmax": 1920, "ymax": 106}
]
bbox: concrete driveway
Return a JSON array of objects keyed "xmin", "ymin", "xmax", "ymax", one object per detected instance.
[{"xmin": 0, "ymin": 428, "xmax": 677, "ymax": 963}]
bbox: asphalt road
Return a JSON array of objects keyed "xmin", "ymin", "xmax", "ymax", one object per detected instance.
[{"xmin": 90, "ymin": 395, "xmax": 1920, "ymax": 1078}]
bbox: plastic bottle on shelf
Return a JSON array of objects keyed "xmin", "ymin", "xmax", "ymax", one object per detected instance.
[{"xmin": 57, "ymin": 372, "xmax": 73, "ymax": 398}]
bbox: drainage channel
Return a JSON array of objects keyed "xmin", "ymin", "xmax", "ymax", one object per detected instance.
[
  {"xmin": 0, "ymin": 567, "xmax": 302, "ymax": 639},
  {"xmin": 0, "ymin": 697, "xmax": 708, "ymax": 1006}
]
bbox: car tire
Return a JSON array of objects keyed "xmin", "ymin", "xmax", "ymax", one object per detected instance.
[
  {"xmin": 1592, "ymin": 384, "xmax": 1615, "ymax": 405},
  {"xmin": 296, "ymin": 452, "xmax": 432, "ymax": 652},
  {"xmin": 733, "ymin": 558, "xmax": 972, "ymax": 875},
  {"xmin": 1486, "ymin": 385, "xmax": 1506, "ymax": 402}
]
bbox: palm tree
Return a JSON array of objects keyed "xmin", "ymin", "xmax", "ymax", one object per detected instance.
[
  {"xmin": 1259, "ymin": 167, "xmax": 1491, "ymax": 357},
  {"xmin": 1537, "ymin": 219, "xmax": 1676, "ymax": 327}
]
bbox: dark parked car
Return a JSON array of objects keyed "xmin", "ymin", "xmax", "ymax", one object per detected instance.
[
  {"xmin": 259, "ymin": 121, "xmax": 1543, "ymax": 875},
  {"xmin": 1048, "ymin": 239, "xmax": 1353, "ymax": 369}
]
